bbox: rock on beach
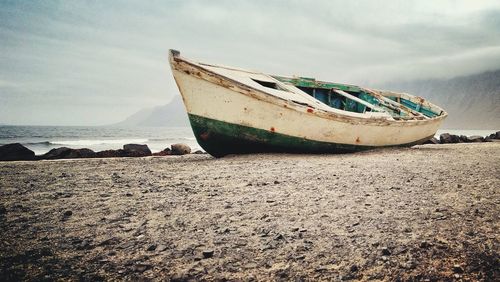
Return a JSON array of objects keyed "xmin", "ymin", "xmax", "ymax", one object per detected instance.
[
  {"xmin": 123, "ymin": 144, "xmax": 152, "ymax": 157},
  {"xmin": 40, "ymin": 147, "xmax": 96, "ymax": 159},
  {"xmin": 0, "ymin": 143, "xmax": 35, "ymax": 161},
  {"xmin": 95, "ymin": 144, "xmax": 152, "ymax": 158},
  {"xmin": 439, "ymin": 133, "xmax": 461, "ymax": 144},
  {"xmin": 171, "ymin": 143, "xmax": 191, "ymax": 155},
  {"xmin": 152, "ymin": 148, "xmax": 172, "ymax": 156}
]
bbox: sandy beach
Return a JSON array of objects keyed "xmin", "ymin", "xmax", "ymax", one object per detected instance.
[{"xmin": 0, "ymin": 143, "xmax": 498, "ymax": 281}]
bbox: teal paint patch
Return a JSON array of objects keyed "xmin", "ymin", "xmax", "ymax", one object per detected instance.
[{"xmin": 400, "ymin": 99, "xmax": 437, "ymax": 117}]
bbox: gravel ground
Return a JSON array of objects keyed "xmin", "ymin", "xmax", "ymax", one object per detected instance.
[{"xmin": 0, "ymin": 143, "xmax": 499, "ymax": 281}]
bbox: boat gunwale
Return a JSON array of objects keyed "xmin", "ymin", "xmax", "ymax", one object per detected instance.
[{"xmin": 169, "ymin": 51, "xmax": 448, "ymax": 127}]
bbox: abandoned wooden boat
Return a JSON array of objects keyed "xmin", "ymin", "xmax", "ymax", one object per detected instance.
[{"xmin": 168, "ymin": 50, "xmax": 447, "ymax": 157}]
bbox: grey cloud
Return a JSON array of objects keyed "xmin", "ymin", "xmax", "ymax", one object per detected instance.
[{"xmin": 0, "ymin": 0, "xmax": 499, "ymax": 125}]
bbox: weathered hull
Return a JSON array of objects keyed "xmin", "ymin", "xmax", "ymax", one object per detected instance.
[
  {"xmin": 169, "ymin": 51, "xmax": 447, "ymax": 157},
  {"xmin": 188, "ymin": 113, "xmax": 433, "ymax": 157}
]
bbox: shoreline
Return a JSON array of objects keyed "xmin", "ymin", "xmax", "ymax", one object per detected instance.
[{"xmin": 1, "ymin": 143, "xmax": 499, "ymax": 280}]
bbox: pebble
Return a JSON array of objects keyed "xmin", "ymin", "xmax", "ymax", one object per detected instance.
[
  {"xmin": 381, "ymin": 247, "xmax": 391, "ymax": 256},
  {"xmin": 133, "ymin": 264, "xmax": 151, "ymax": 273},
  {"xmin": 452, "ymin": 264, "xmax": 463, "ymax": 273},
  {"xmin": 147, "ymin": 244, "xmax": 157, "ymax": 251},
  {"xmin": 61, "ymin": 210, "xmax": 73, "ymax": 221},
  {"xmin": 243, "ymin": 262, "xmax": 258, "ymax": 269},
  {"xmin": 202, "ymin": 250, "xmax": 214, "ymax": 259},
  {"xmin": 419, "ymin": 241, "xmax": 432, "ymax": 249},
  {"xmin": 0, "ymin": 204, "xmax": 7, "ymax": 215}
]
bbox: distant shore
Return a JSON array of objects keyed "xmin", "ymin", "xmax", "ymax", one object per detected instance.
[{"xmin": 1, "ymin": 143, "xmax": 498, "ymax": 280}]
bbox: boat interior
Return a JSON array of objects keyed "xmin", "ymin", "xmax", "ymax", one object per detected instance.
[
  {"xmin": 271, "ymin": 76, "xmax": 444, "ymax": 120},
  {"xmin": 172, "ymin": 49, "xmax": 444, "ymax": 121}
]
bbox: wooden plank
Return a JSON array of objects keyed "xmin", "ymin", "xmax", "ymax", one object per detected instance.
[
  {"xmin": 363, "ymin": 88, "xmax": 429, "ymax": 119},
  {"xmin": 332, "ymin": 89, "xmax": 387, "ymax": 113}
]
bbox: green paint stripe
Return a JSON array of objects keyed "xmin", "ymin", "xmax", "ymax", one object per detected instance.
[{"xmin": 187, "ymin": 114, "xmax": 432, "ymax": 157}]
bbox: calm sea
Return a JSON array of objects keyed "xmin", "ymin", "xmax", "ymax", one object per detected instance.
[
  {"xmin": 0, "ymin": 126, "xmax": 199, "ymax": 155},
  {"xmin": 0, "ymin": 126, "xmax": 496, "ymax": 155}
]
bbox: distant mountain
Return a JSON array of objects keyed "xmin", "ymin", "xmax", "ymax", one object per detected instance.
[
  {"xmin": 114, "ymin": 95, "xmax": 189, "ymax": 127},
  {"xmin": 378, "ymin": 70, "xmax": 500, "ymax": 129},
  {"xmin": 117, "ymin": 70, "xmax": 499, "ymax": 129}
]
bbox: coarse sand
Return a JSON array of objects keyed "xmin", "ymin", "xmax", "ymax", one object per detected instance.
[{"xmin": 0, "ymin": 143, "xmax": 499, "ymax": 280}]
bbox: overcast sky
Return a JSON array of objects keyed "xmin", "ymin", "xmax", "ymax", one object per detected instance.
[{"xmin": 1, "ymin": 0, "xmax": 499, "ymax": 125}]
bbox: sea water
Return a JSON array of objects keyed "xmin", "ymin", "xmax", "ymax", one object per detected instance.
[{"xmin": 0, "ymin": 125, "xmax": 199, "ymax": 155}]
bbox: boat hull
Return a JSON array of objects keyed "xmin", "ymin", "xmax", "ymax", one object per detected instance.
[
  {"xmin": 188, "ymin": 113, "xmax": 433, "ymax": 157},
  {"xmin": 169, "ymin": 51, "xmax": 446, "ymax": 157}
]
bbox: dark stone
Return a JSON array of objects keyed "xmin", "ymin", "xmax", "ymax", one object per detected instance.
[
  {"xmin": 40, "ymin": 147, "xmax": 96, "ymax": 159},
  {"xmin": 467, "ymin": 135, "xmax": 484, "ymax": 143},
  {"xmin": 423, "ymin": 137, "xmax": 440, "ymax": 144},
  {"xmin": 0, "ymin": 204, "xmax": 7, "ymax": 216},
  {"xmin": 147, "ymin": 244, "xmax": 157, "ymax": 251},
  {"xmin": 171, "ymin": 143, "xmax": 191, "ymax": 155},
  {"xmin": 452, "ymin": 264, "xmax": 463, "ymax": 273},
  {"xmin": 419, "ymin": 241, "xmax": 432, "ymax": 248},
  {"xmin": 123, "ymin": 144, "xmax": 152, "ymax": 157},
  {"xmin": 381, "ymin": 247, "xmax": 391, "ymax": 256},
  {"xmin": 202, "ymin": 250, "xmax": 214, "ymax": 259},
  {"xmin": 440, "ymin": 133, "xmax": 452, "ymax": 143},
  {"xmin": 61, "ymin": 210, "xmax": 73, "ymax": 221},
  {"xmin": 496, "ymin": 131, "xmax": 500, "ymax": 139},
  {"xmin": 0, "ymin": 143, "xmax": 35, "ymax": 161},
  {"xmin": 152, "ymin": 148, "xmax": 171, "ymax": 156},
  {"xmin": 484, "ymin": 136, "xmax": 493, "ymax": 142},
  {"xmin": 350, "ymin": 264, "xmax": 358, "ymax": 272},
  {"xmin": 440, "ymin": 133, "xmax": 460, "ymax": 144},
  {"xmin": 459, "ymin": 135, "xmax": 469, "ymax": 143},
  {"xmin": 96, "ymin": 149, "xmax": 123, "ymax": 158}
]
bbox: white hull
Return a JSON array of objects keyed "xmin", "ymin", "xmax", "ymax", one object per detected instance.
[{"xmin": 168, "ymin": 50, "xmax": 447, "ymax": 155}]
